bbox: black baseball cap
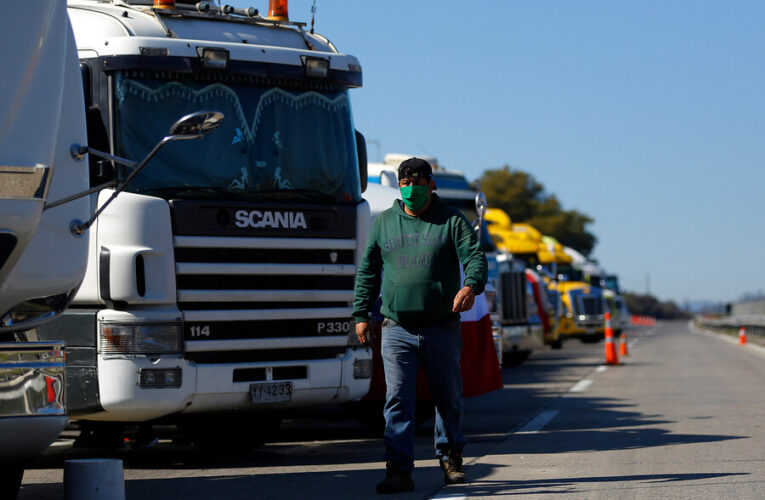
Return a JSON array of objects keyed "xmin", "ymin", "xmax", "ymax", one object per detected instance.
[{"xmin": 398, "ymin": 157, "xmax": 433, "ymax": 181}]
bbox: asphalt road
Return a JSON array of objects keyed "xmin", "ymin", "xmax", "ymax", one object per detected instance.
[{"xmin": 18, "ymin": 321, "xmax": 765, "ymax": 499}]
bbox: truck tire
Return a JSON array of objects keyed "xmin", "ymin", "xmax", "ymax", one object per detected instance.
[
  {"xmin": 502, "ymin": 350, "xmax": 531, "ymax": 366},
  {"xmin": 73, "ymin": 421, "xmax": 126, "ymax": 449},
  {"xmin": 181, "ymin": 414, "xmax": 282, "ymax": 453},
  {"xmin": 550, "ymin": 339, "xmax": 563, "ymax": 350},
  {"xmin": 1, "ymin": 465, "xmax": 24, "ymax": 499}
]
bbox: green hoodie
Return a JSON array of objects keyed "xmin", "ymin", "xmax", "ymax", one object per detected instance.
[{"xmin": 353, "ymin": 194, "xmax": 488, "ymax": 327}]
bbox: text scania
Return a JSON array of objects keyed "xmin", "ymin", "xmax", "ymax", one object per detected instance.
[{"xmin": 235, "ymin": 210, "xmax": 308, "ymax": 229}]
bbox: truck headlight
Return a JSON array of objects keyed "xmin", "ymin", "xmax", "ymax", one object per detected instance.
[{"xmin": 100, "ymin": 322, "xmax": 182, "ymax": 354}]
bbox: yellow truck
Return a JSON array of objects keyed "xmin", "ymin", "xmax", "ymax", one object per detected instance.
[
  {"xmin": 485, "ymin": 210, "xmax": 559, "ymax": 348},
  {"xmin": 486, "ymin": 210, "xmax": 605, "ymax": 343},
  {"xmin": 555, "ymin": 280, "xmax": 606, "ymax": 342},
  {"xmin": 482, "ymin": 209, "xmax": 544, "ymax": 361},
  {"xmin": 556, "ymin": 247, "xmax": 607, "ymax": 342}
]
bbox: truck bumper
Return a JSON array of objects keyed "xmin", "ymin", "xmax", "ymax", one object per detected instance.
[
  {"xmin": 0, "ymin": 415, "xmax": 68, "ymax": 462},
  {"xmin": 559, "ymin": 319, "xmax": 605, "ymax": 338},
  {"xmin": 574, "ymin": 320, "xmax": 606, "ymax": 339},
  {"xmin": 0, "ymin": 341, "xmax": 67, "ymax": 462},
  {"xmin": 88, "ymin": 347, "xmax": 372, "ymax": 421},
  {"xmin": 500, "ymin": 324, "xmax": 544, "ymax": 353}
]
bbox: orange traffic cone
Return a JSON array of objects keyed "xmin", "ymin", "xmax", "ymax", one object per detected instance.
[
  {"xmin": 604, "ymin": 312, "xmax": 619, "ymax": 365},
  {"xmin": 739, "ymin": 327, "xmax": 747, "ymax": 345},
  {"xmin": 619, "ymin": 332, "xmax": 629, "ymax": 356}
]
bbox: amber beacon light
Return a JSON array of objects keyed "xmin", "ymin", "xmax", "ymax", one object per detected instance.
[
  {"xmin": 153, "ymin": 0, "xmax": 175, "ymax": 9},
  {"xmin": 268, "ymin": 0, "xmax": 289, "ymax": 21}
]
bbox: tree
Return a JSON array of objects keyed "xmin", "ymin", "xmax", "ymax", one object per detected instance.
[
  {"xmin": 624, "ymin": 293, "xmax": 690, "ymax": 319},
  {"xmin": 479, "ymin": 165, "xmax": 597, "ymax": 256}
]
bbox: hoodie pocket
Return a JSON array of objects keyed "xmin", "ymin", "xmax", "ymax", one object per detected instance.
[{"xmin": 392, "ymin": 281, "xmax": 445, "ymax": 323}]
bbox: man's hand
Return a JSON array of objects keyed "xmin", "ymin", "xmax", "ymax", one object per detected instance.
[
  {"xmin": 355, "ymin": 321, "xmax": 371, "ymax": 345},
  {"xmin": 452, "ymin": 286, "xmax": 476, "ymax": 313}
]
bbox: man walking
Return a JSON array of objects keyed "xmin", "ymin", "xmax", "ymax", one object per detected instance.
[{"xmin": 353, "ymin": 157, "xmax": 488, "ymax": 493}]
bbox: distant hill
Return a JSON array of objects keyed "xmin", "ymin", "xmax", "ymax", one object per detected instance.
[
  {"xmin": 683, "ymin": 300, "xmax": 728, "ymax": 315},
  {"xmin": 624, "ymin": 293, "xmax": 691, "ymax": 319}
]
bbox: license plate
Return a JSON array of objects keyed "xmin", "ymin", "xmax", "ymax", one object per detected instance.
[
  {"xmin": 250, "ymin": 382, "xmax": 293, "ymax": 403},
  {"xmin": 585, "ymin": 328, "xmax": 595, "ymax": 335}
]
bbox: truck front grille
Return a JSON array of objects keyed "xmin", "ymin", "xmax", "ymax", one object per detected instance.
[
  {"xmin": 173, "ymin": 235, "xmax": 357, "ymax": 357},
  {"xmin": 186, "ymin": 346, "xmax": 348, "ymax": 364},
  {"xmin": 576, "ymin": 296, "xmax": 604, "ymax": 316},
  {"xmin": 174, "ymin": 237, "xmax": 356, "ymax": 309},
  {"xmin": 499, "ymin": 270, "xmax": 527, "ymax": 325}
]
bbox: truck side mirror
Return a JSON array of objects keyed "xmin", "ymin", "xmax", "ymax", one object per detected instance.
[
  {"xmin": 473, "ymin": 191, "xmax": 488, "ymax": 234},
  {"xmin": 355, "ymin": 130, "xmax": 367, "ymax": 193},
  {"xmin": 45, "ymin": 111, "xmax": 224, "ymax": 235},
  {"xmin": 169, "ymin": 110, "xmax": 225, "ymax": 136}
]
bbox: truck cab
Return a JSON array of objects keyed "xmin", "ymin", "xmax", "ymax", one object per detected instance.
[
  {"xmin": 556, "ymin": 252, "xmax": 607, "ymax": 341},
  {"xmin": 29, "ymin": 0, "xmax": 373, "ymax": 442}
]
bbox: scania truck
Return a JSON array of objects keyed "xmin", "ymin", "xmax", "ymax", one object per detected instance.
[{"xmin": 27, "ymin": 0, "xmax": 373, "ymax": 445}]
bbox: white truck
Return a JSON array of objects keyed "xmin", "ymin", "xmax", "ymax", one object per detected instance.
[
  {"xmin": 1, "ymin": 1, "xmax": 89, "ymax": 495},
  {"xmin": 2, "ymin": 0, "xmax": 233, "ymax": 492},
  {"xmin": 27, "ymin": 0, "xmax": 372, "ymax": 446}
]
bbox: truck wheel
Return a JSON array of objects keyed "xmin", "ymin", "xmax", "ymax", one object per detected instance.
[
  {"xmin": 0, "ymin": 465, "xmax": 24, "ymax": 499},
  {"xmin": 502, "ymin": 350, "xmax": 531, "ymax": 366},
  {"xmin": 183, "ymin": 414, "xmax": 282, "ymax": 452},
  {"xmin": 550, "ymin": 339, "xmax": 563, "ymax": 350},
  {"xmin": 73, "ymin": 421, "xmax": 126, "ymax": 449},
  {"xmin": 344, "ymin": 401, "xmax": 385, "ymax": 434}
]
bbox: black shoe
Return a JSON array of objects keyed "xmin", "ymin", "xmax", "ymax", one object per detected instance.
[
  {"xmin": 376, "ymin": 462, "xmax": 414, "ymax": 494},
  {"xmin": 439, "ymin": 450, "xmax": 466, "ymax": 484}
]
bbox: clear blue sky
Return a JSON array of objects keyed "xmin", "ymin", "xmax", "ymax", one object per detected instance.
[{"xmin": 231, "ymin": 0, "xmax": 765, "ymax": 304}]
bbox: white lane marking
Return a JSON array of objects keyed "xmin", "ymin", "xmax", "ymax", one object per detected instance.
[
  {"xmin": 595, "ymin": 365, "xmax": 608, "ymax": 373},
  {"xmin": 516, "ymin": 410, "xmax": 560, "ymax": 434},
  {"xmin": 49, "ymin": 441, "xmax": 73, "ymax": 448},
  {"xmin": 431, "ymin": 494, "xmax": 466, "ymax": 499},
  {"xmin": 569, "ymin": 379, "xmax": 593, "ymax": 393}
]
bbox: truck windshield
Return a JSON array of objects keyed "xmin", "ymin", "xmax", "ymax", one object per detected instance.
[
  {"xmin": 113, "ymin": 74, "xmax": 362, "ymax": 203},
  {"xmin": 603, "ymin": 275, "xmax": 621, "ymax": 293},
  {"xmin": 433, "ymin": 173, "xmax": 472, "ymax": 190},
  {"xmin": 558, "ymin": 264, "xmax": 584, "ymax": 282}
]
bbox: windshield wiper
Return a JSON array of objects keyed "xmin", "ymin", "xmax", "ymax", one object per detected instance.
[
  {"xmin": 138, "ymin": 186, "xmax": 337, "ymax": 203},
  {"xmin": 140, "ymin": 186, "xmax": 240, "ymax": 199},
  {"xmin": 252, "ymin": 189, "xmax": 336, "ymax": 203}
]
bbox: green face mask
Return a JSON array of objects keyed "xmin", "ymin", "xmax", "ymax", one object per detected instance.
[{"xmin": 400, "ymin": 184, "xmax": 430, "ymax": 212}]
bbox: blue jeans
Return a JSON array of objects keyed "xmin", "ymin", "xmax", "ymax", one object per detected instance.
[{"xmin": 381, "ymin": 318, "xmax": 465, "ymax": 471}]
